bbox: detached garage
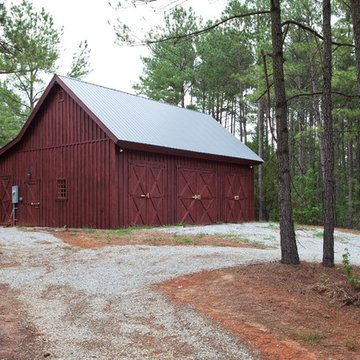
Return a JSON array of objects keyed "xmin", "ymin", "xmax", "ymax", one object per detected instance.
[{"xmin": 0, "ymin": 75, "xmax": 262, "ymax": 228}]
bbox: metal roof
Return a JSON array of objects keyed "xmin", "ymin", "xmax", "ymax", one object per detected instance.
[{"xmin": 58, "ymin": 75, "xmax": 263, "ymax": 163}]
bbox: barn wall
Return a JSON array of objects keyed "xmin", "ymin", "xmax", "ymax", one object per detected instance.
[
  {"xmin": 118, "ymin": 149, "xmax": 254, "ymax": 227},
  {"xmin": 0, "ymin": 86, "xmax": 118, "ymax": 228}
]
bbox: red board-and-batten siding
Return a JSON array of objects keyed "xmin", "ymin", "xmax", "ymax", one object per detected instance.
[{"xmin": 0, "ymin": 85, "xmax": 254, "ymax": 228}]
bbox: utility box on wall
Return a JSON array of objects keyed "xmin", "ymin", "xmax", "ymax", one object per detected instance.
[{"xmin": 12, "ymin": 185, "xmax": 19, "ymax": 204}]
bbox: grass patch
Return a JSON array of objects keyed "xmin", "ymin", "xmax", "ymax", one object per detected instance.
[
  {"xmin": 149, "ymin": 237, "xmax": 163, "ymax": 245},
  {"xmin": 108, "ymin": 228, "xmax": 133, "ymax": 236},
  {"xmin": 267, "ymin": 222, "xmax": 280, "ymax": 230},
  {"xmin": 248, "ymin": 241, "xmax": 270, "ymax": 249},
  {"xmin": 345, "ymin": 330, "xmax": 359, "ymax": 351},
  {"xmin": 62, "ymin": 245, "xmax": 73, "ymax": 250},
  {"xmin": 263, "ymin": 235, "xmax": 276, "ymax": 241},
  {"xmin": 294, "ymin": 330, "xmax": 324, "ymax": 344},
  {"xmin": 174, "ymin": 236, "xmax": 197, "ymax": 245},
  {"xmin": 314, "ymin": 231, "xmax": 323, "ymax": 238},
  {"xmin": 211, "ymin": 242, "xmax": 223, "ymax": 246},
  {"xmin": 214, "ymin": 233, "xmax": 240, "ymax": 238},
  {"xmin": 335, "ymin": 235, "xmax": 349, "ymax": 244},
  {"xmin": 81, "ymin": 228, "xmax": 96, "ymax": 234}
]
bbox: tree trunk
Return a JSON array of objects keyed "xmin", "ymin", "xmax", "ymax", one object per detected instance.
[
  {"xmin": 310, "ymin": 54, "xmax": 325, "ymax": 181},
  {"xmin": 242, "ymin": 102, "xmax": 247, "ymax": 143},
  {"xmin": 270, "ymin": 0, "xmax": 299, "ymax": 265},
  {"xmin": 258, "ymin": 97, "xmax": 265, "ymax": 221},
  {"xmin": 288, "ymin": 112, "xmax": 295, "ymax": 178},
  {"xmin": 334, "ymin": 129, "xmax": 341, "ymax": 224},
  {"xmin": 351, "ymin": 0, "xmax": 360, "ymax": 111},
  {"xmin": 348, "ymin": 135, "xmax": 353, "ymax": 229},
  {"xmin": 308, "ymin": 113, "xmax": 315, "ymax": 169},
  {"xmin": 357, "ymin": 131, "xmax": 360, "ymax": 205},
  {"xmin": 322, "ymin": 0, "xmax": 335, "ymax": 267},
  {"xmin": 298, "ymin": 109, "xmax": 306, "ymax": 174}
]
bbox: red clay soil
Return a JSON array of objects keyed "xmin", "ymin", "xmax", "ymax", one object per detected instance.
[
  {"xmin": 0, "ymin": 284, "xmax": 44, "ymax": 360},
  {"xmin": 159, "ymin": 262, "xmax": 360, "ymax": 360},
  {"xmin": 49, "ymin": 228, "xmax": 268, "ymax": 249}
]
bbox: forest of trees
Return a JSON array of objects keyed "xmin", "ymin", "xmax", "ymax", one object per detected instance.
[{"xmin": 115, "ymin": 0, "xmax": 360, "ymax": 234}]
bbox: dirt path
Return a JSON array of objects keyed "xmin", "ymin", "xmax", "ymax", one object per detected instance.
[{"xmin": 0, "ymin": 284, "xmax": 44, "ymax": 360}]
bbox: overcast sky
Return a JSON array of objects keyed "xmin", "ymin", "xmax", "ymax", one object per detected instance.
[{"xmin": 9, "ymin": 0, "xmax": 229, "ymax": 93}]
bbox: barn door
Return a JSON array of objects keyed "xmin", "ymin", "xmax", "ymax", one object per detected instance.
[
  {"xmin": 177, "ymin": 167, "xmax": 217, "ymax": 225},
  {"xmin": 223, "ymin": 172, "xmax": 249, "ymax": 222},
  {"xmin": 128, "ymin": 161, "xmax": 166, "ymax": 226},
  {"xmin": 22, "ymin": 179, "xmax": 40, "ymax": 226},
  {"xmin": 0, "ymin": 176, "xmax": 12, "ymax": 224}
]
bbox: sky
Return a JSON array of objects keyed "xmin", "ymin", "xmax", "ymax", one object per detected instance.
[{"xmin": 8, "ymin": 0, "xmax": 229, "ymax": 93}]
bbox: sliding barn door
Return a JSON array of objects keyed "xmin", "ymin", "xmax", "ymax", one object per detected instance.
[
  {"xmin": 22, "ymin": 179, "xmax": 41, "ymax": 226},
  {"xmin": 128, "ymin": 161, "xmax": 166, "ymax": 226},
  {"xmin": 223, "ymin": 172, "xmax": 250, "ymax": 222},
  {"xmin": 0, "ymin": 176, "xmax": 12, "ymax": 224},
  {"xmin": 177, "ymin": 167, "xmax": 217, "ymax": 225}
]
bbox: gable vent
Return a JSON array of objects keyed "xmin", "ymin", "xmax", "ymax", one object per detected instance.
[{"xmin": 58, "ymin": 90, "xmax": 64, "ymax": 102}]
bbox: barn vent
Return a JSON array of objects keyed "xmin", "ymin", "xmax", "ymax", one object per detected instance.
[{"xmin": 58, "ymin": 90, "xmax": 64, "ymax": 102}]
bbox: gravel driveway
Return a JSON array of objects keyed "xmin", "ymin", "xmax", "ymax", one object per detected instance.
[{"xmin": 1, "ymin": 223, "xmax": 359, "ymax": 359}]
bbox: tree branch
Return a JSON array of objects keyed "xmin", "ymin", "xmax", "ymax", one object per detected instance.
[
  {"xmin": 282, "ymin": 20, "xmax": 354, "ymax": 47},
  {"xmin": 254, "ymin": 84, "xmax": 274, "ymax": 102},
  {"xmin": 287, "ymin": 91, "xmax": 357, "ymax": 102},
  {"xmin": 261, "ymin": 49, "xmax": 277, "ymax": 143},
  {"xmin": 147, "ymin": 11, "xmax": 271, "ymax": 44}
]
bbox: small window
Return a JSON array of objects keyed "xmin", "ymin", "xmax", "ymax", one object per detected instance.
[
  {"xmin": 56, "ymin": 179, "xmax": 67, "ymax": 200},
  {"xmin": 58, "ymin": 90, "xmax": 64, "ymax": 102}
]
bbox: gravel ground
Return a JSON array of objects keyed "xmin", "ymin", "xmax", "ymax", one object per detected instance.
[
  {"xmin": 157, "ymin": 222, "xmax": 360, "ymax": 265},
  {"xmin": 0, "ymin": 223, "xmax": 359, "ymax": 359}
]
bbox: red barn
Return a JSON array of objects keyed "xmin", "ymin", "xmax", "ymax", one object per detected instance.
[{"xmin": 0, "ymin": 75, "xmax": 262, "ymax": 228}]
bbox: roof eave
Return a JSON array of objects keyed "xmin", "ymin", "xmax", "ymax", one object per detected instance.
[{"xmin": 116, "ymin": 140, "xmax": 263, "ymax": 165}]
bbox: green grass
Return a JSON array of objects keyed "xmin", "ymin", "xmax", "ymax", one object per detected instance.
[
  {"xmin": 211, "ymin": 242, "xmax": 223, "ymax": 246},
  {"xmin": 149, "ymin": 237, "xmax": 164, "ymax": 245},
  {"xmin": 108, "ymin": 228, "xmax": 133, "ymax": 236},
  {"xmin": 267, "ymin": 222, "xmax": 280, "ymax": 230},
  {"xmin": 174, "ymin": 237, "xmax": 197, "ymax": 244},
  {"xmin": 214, "ymin": 233, "xmax": 240, "ymax": 238},
  {"xmin": 81, "ymin": 228, "xmax": 96, "ymax": 234},
  {"xmin": 345, "ymin": 330, "xmax": 359, "ymax": 351},
  {"xmin": 108, "ymin": 225, "xmax": 154, "ymax": 237},
  {"xmin": 334, "ymin": 235, "xmax": 349, "ymax": 244},
  {"xmin": 294, "ymin": 330, "xmax": 324, "ymax": 344},
  {"xmin": 263, "ymin": 235, "xmax": 276, "ymax": 241}
]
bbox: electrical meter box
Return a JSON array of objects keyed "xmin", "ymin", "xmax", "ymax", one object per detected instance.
[{"xmin": 12, "ymin": 185, "xmax": 19, "ymax": 204}]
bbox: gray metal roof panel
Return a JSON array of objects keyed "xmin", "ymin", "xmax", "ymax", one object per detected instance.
[{"xmin": 58, "ymin": 75, "xmax": 263, "ymax": 163}]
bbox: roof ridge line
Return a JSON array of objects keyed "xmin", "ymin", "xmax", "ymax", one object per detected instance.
[{"xmin": 56, "ymin": 74, "xmax": 206, "ymax": 116}]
